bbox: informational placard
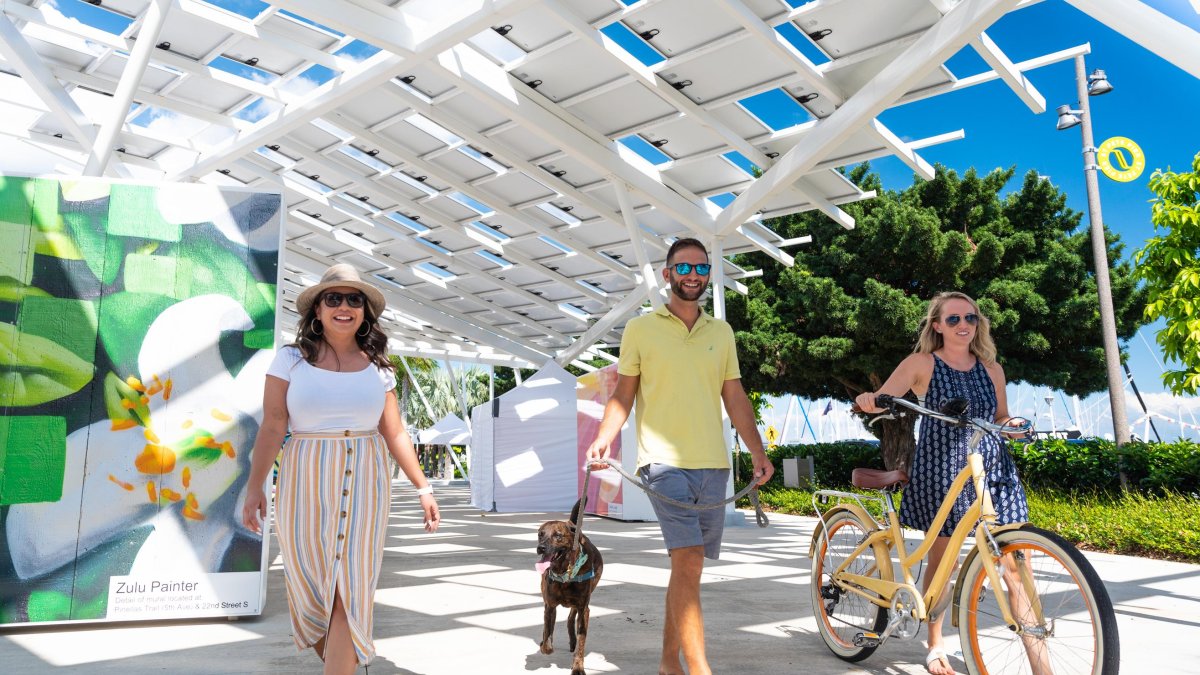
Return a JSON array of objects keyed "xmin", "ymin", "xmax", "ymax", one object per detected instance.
[
  {"xmin": 0, "ymin": 175, "xmax": 282, "ymax": 626},
  {"xmin": 106, "ymin": 572, "xmax": 262, "ymax": 620}
]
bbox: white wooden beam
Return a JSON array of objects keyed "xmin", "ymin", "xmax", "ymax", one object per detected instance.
[
  {"xmin": 555, "ymin": 284, "xmax": 648, "ymax": 367},
  {"xmin": 1064, "ymin": 0, "xmax": 1200, "ymax": 80},
  {"xmin": 715, "ymin": 0, "xmax": 1020, "ymax": 236},
  {"xmin": 870, "ymin": 119, "xmax": 935, "ymax": 180},
  {"xmin": 85, "ymin": 0, "xmax": 172, "ymax": 176},
  {"xmin": 613, "ymin": 180, "xmax": 664, "ymax": 308},
  {"xmin": 970, "ymin": 32, "xmax": 1046, "ymax": 113},
  {"xmin": 0, "ymin": 13, "xmax": 98, "ymax": 155}
]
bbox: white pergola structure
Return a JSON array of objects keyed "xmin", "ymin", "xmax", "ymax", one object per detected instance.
[{"xmin": 2, "ymin": 0, "xmax": 1197, "ymax": 372}]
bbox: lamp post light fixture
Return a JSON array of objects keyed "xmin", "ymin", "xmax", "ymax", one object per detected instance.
[{"xmin": 1055, "ymin": 54, "xmax": 1131, "ymax": 446}]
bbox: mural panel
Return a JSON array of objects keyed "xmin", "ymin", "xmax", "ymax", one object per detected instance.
[{"xmin": 0, "ymin": 175, "xmax": 281, "ymax": 625}]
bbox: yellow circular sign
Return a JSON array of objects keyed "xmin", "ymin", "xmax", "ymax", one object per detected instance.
[{"xmin": 1097, "ymin": 137, "xmax": 1145, "ymax": 183}]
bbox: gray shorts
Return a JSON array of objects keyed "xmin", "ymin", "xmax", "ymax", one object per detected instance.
[{"xmin": 639, "ymin": 464, "xmax": 730, "ymax": 560}]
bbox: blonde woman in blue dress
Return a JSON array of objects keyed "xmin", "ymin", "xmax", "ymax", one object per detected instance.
[
  {"xmin": 243, "ymin": 264, "xmax": 439, "ymax": 674},
  {"xmin": 856, "ymin": 292, "xmax": 1030, "ymax": 675}
]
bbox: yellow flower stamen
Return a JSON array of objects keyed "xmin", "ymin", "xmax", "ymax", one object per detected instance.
[
  {"xmin": 111, "ymin": 419, "xmax": 138, "ymax": 431},
  {"xmin": 126, "ymin": 376, "xmax": 146, "ymax": 393},
  {"xmin": 182, "ymin": 492, "xmax": 205, "ymax": 521},
  {"xmin": 221, "ymin": 441, "xmax": 235, "ymax": 458},
  {"xmin": 163, "ymin": 379, "xmax": 173, "ymax": 400},
  {"xmin": 134, "ymin": 444, "xmax": 177, "ymax": 474},
  {"xmin": 182, "ymin": 466, "xmax": 192, "ymax": 489},
  {"xmin": 161, "ymin": 488, "xmax": 182, "ymax": 502},
  {"xmin": 147, "ymin": 481, "xmax": 157, "ymax": 503},
  {"xmin": 181, "ymin": 419, "xmax": 194, "ymax": 429},
  {"xmin": 139, "ymin": 395, "xmax": 150, "ymax": 405},
  {"xmin": 144, "ymin": 428, "xmax": 160, "ymax": 444},
  {"xmin": 211, "ymin": 408, "xmax": 232, "ymax": 422},
  {"xmin": 120, "ymin": 399, "xmax": 136, "ymax": 410},
  {"xmin": 108, "ymin": 474, "xmax": 134, "ymax": 491}
]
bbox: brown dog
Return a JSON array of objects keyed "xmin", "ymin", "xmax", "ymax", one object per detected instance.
[{"xmin": 536, "ymin": 498, "xmax": 603, "ymax": 675}]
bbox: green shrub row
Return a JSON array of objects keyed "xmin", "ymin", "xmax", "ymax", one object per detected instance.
[
  {"xmin": 1009, "ymin": 438, "xmax": 1200, "ymax": 495},
  {"xmin": 738, "ymin": 483, "xmax": 1200, "ymax": 563},
  {"xmin": 738, "ymin": 438, "xmax": 1200, "ymax": 496}
]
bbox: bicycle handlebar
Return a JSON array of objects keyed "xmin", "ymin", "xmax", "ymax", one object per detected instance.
[{"xmin": 874, "ymin": 394, "xmax": 1032, "ymax": 435}]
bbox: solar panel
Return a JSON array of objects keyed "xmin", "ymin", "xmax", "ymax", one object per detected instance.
[{"xmin": 1, "ymin": 0, "xmax": 1192, "ymax": 368}]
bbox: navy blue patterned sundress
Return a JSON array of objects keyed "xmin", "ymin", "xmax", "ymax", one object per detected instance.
[{"xmin": 899, "ymin": 354, "xmax": 1029, "ymax": 536}]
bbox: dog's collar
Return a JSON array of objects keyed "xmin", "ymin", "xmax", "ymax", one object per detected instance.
[{"xmin": 548, "ymin": 551, "xmax": 593, "ymax": 583}]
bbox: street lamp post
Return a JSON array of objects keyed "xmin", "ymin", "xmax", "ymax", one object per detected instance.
[{"xmin": 1055, "ymin": 54, "xmax": 1131, "ymax": 445}]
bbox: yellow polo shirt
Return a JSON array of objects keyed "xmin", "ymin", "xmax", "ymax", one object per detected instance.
[{"xmin": 617, "ymin": 305, "xmax": 741, "ymax": 469}]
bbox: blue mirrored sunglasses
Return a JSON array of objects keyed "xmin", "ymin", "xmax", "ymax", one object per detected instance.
[
  {"xmin": 943, "ymin": 313, "xmax": 978, "ymax": 327},
  {"xmin": 671, "ymin": 262, "xmax": 711, "ymax": 276}
]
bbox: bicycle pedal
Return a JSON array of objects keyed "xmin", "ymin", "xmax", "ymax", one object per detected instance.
[{"xmin": 853, "ymin": 631, "xmax": 881, "ymax": 648}]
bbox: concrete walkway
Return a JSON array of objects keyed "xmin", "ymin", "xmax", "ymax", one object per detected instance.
[{"xmin": 2, "ymin": 482, "xmax": 1197, "ymax": 674}]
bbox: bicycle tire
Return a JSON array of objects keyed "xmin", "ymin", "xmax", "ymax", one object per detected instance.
[
  {"xmin": 957, "ymin": 525, "xmax": 1120, "ymax": 675},
  {"xmin": 810, "ymin": 509, "xmax": 891, "ymax": 662}
]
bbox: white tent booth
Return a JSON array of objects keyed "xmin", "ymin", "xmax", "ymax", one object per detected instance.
[
  {"xmin": 470, "ymin": 362, "xmax": 579, "ymax": 512},
  {"xmin": 470, "ymin": 361, "xmax": 655, "ymax": 520},
  {"xmin": 417, "ymin": 413, "xmax": 470, "ymax": 481},
  {"xmin": 418, "ymin": 413, "xmax": 471, "ymax": 446}
]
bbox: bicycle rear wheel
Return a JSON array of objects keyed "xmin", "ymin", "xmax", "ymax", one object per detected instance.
[
  {"xmin": 810, "ymin": 509, "xmax": 891, "ymax": 662},
  {"xmin": 957, "ymin": 525, "xmax": 1119, "ymax": 675}
]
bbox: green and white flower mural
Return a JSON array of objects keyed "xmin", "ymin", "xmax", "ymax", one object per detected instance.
[{"xmin": 0, "ymin": 175, "xmax": 281, "ymax": 625}]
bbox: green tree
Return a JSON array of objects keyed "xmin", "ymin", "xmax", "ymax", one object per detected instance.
[
  {"xmin": 391, "ymin": 358, "xmax": 489, "ymax": 430},
  {"xmin": 726, "ymin": 164, "xmax": 1146, "ymax": 471},
  {"xmin": 1134, "ymin": 152, "xmax": 1200, "ymax": 395}
]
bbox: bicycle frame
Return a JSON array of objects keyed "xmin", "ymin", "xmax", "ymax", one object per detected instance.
[{"xmin": 820, "ymin": 429, "xmax": 1041, "ymax": 637}]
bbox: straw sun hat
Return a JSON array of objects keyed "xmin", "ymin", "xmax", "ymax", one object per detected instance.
[{"xmin": 295, "ymin": 264, "xmax": 386, "ymax": 317}]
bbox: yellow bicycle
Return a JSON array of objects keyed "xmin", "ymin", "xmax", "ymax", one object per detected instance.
[{"xmin": 810, "ymin": 395, "xmax": 1119, "ymax": 674}]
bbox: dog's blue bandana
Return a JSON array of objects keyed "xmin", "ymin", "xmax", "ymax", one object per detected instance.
[{"xmin": 548, "ymin": 552, "xmax": 594, "ymax": 583}]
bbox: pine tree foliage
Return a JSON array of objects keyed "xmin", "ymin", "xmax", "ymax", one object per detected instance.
[{"xmin": 725, "ymin": 164, "xmax": 1146, "ymax": 469}]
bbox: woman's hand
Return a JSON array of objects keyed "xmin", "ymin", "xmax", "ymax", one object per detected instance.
[
  {"xmin": 242, "ymin": 486, "xmax": 267, "ymax": 534},
  {"xmin": 420, "ymin": 493, "xmax": 440, "ymax": 533},
  {"xmin": 855, "ymin": 391, "xmax": 882, "ymax": 414}
]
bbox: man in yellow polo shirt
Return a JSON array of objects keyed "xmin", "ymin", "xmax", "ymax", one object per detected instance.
[{"xmin": 586, "ymin": 237, "xmax": 773, "ymax": 675}]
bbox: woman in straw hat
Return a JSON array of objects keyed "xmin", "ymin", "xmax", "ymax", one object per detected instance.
[{"xmin": 243, "ymin": 263, "xmax": 439, "ymax": 674}]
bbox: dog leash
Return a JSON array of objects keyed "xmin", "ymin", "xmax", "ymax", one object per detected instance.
[{"xmin": 576, "ymin": 461, "xmax": 769, "ymax": 545}]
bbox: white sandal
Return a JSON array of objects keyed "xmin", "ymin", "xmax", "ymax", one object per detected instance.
[{"xmin": 925, "ymin": 646, "xmax": 953, "ymax": 674}]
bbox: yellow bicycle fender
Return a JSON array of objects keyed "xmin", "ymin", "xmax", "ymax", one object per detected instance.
[
  {"xmin": 949, "ymin": 522, "xmax": 1029, "ymax": 627},
  {"xmin": 808, "ymin": 503, "xmax": 878, "ymax": 558}
]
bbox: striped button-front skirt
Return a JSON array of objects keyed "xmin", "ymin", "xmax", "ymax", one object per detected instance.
[{"xmin": 274, "ymin": 430, "xmax": 390, "ymax": 664}]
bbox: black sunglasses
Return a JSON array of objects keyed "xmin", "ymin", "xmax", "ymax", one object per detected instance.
[
  {"xmin": 671, "ymin": 262, "xmax": 711, "ymax": 276},
  {"xmin": 943, "ymin": 313, "xmax": 979, "ymax": 327},
  {"xmin": 322, "ymin": 292, "xmax": 366, "ymax": 309}
]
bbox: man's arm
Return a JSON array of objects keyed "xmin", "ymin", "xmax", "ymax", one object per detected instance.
[
  {"xmin": 585, "ymin": 374, "xmax": 638, "ymax": 468},
  {"xmin": 722, "ymin": 378, "xmax": 774, "ymax": 485}
]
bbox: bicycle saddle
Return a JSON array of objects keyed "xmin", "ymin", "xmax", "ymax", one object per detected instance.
[{"xmin": 851, "ymin": 468, "xmax": 910, "ymax": 489}]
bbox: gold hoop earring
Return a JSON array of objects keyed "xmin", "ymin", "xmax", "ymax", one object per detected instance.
[
  {"xmin": 310, "ymin": 318, "xmax": 323, "ymax": 336},
  {"xmin": 357, "ymin": 322, "xmax": 370, "ymax": 337}
]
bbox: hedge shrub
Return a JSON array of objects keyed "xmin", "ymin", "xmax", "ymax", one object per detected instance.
[
  {"xmin": 1009, "ymin": 438, "xmax": 1200, "ymax": 495},
  {"xmin": 738, "ymin": 438, "xmax": 1200, "ymax": 495}
]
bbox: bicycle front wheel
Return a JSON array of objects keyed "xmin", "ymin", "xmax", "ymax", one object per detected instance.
[
  {"xmin": 957, "ymin": 525, "xmax": 1119, "ymax": 675},
  {"xmin": 810, "ymin": 509, "xmax": 891, "ymax": 662}
]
